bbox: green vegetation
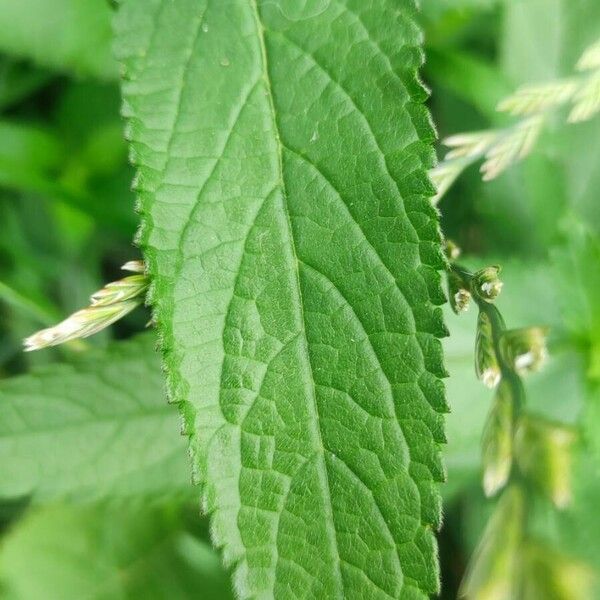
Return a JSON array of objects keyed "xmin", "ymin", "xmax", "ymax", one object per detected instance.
[{"xmin": 0, "ymin": 1, "xmax": 598, "ymax": 598}]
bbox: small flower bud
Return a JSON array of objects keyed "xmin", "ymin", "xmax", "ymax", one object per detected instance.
[
  {"xmin": 90, "ymin": 274, "xmax": 148, "ymax": 307},
  {"xmin": 23, "ymin": 301, "xmax": 140, "ymax": 351},
  {"xmin": 482, "ymin": 380, "xmax": 514, "ymax": 497},
  {"xmin": 514, "ymin": 416, "xmax": 577, "ymax": 508},
  {"xmin": 500, "ymin": 326, "xmax": 549, "ymax": 374},
  {"xmin": 472, "ymin": 266, "xmax": 503, "ymax": 302},
  {"xmin": 454, "ymin": 289, "xmax": 471, "ymax": 313},
  {"xmin": 444, "ymin": 239, "xmax": 461, "ymax": 261},
  {"xmin": 521, "ymin": 542, "xmax": 594, "ymax": 600},
  {"xmin": 448, "ymin": 271, "xmax": 471, "ymax": 314},
  {"xmin": 121, "ymin": 260, "xmax": 145, "ymax": 273},
  {"xmin": 475, "ymin": 312, "xmax": 501, "ymax": 388},
  {"xmin": 23, "ymin": 264, "xmax": 149, "ymax": 352},
  {"xmin": 460, "ymin": 486, "xmax": 525, "ymax": 600}
]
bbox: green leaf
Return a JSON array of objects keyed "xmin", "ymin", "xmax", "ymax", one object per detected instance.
[
  {"xmin": 0, "ymin": 503, "xmax": 233, "ymax": 600},
  {"xmin": 0, "ymin": 0, "xmax": 116, "ymax": 80},
  {"xmin": 115, "ymin": 1, "xmax": 447, "ymax": 597},
  {"xmin": 0, "ymin": 120, "xmax": 65, "ymax": 198},
  {"xmin": 553, "ymin": 223, "xmax": 600, "ymax": 351},
  {"xmin": 553, "ymin": 453, "xmax": 600, "ymax": 599},
  {"xmin": 0, "ymin": 335, "xmax": 191, "ymax": 503}
]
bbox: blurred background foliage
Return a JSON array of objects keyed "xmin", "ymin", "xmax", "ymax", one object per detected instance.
[{"xmin": 0, "ymin": 0, "xmax": 597, "ymax": 598}]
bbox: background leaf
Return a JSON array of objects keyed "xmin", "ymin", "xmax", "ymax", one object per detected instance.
[
  {"xmin": 116, "ymin": 0, "xmax": 447, "ymax": 597},
  {"xmin": 0, "ymin": 335, "xmax": 191, "ymax": 503},
  {"xmin": 0, "ymin": 502, "xmax": 233, "ymax": 600},
  {"xmin": 0, "ymin": 0, "xmax": 116, "ymax": 80}
]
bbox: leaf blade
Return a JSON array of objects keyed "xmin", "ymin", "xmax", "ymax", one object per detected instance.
[
  {"xmin": 0, "ymin": 335, "xmax": 191, "ymax": 503},
  {"xmin": 0, "ymin": 503, "xmax": 233, "ymax": 600},
  {"xmin": 116, "ymin": 1, "xmax": 447, "ymax": 597},
  {"xmin": 0, "ymin": 0, "xmax": 116, "ymax": 80}
]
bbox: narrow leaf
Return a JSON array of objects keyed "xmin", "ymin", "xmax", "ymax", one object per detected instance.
[{"xmin": 116, "ymin": 1, "xmax": 448, "ymax": 597}]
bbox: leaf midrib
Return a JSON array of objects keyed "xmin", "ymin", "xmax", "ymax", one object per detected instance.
[{"xmin": 247, "ymin": 1, "xmax": 345, "ymax": 594}]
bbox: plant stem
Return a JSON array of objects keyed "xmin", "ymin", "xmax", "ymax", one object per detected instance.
[{"xmin": 450, "ymin": 263, "xmax": 529, "ymax": 515}]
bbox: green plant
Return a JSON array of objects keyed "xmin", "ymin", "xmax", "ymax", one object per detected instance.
[
  {"xmin": 430, "ymin": 32, "xmax": 600, "ymax": 599},
  {"xmin": 446, "ymin": 253, "xmax": 591, "ymax": 599},
  {"xmin": 0, "ymin": 1, "xmax": 599, "ymax": 598},
  {"xmin": 430, "ymin": 37, "xmax": 600, "ymax": 201},
  {"xmin": 114, "ymin": 2, "xmax": 448, "ymax": 596}
]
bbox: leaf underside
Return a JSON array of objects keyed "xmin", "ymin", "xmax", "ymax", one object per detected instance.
[{"xmin": 116, "ymin": 1, "xmax": 448, "ymax": 597}]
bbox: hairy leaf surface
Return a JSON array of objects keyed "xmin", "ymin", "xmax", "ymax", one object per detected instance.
[
  {"xmin": 0, "ymin": 335, "xmax": 190, "ymax": 503},
  {"xmin": 116, "ymin": 1, "xmax": 447, "ymax": 597}
]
